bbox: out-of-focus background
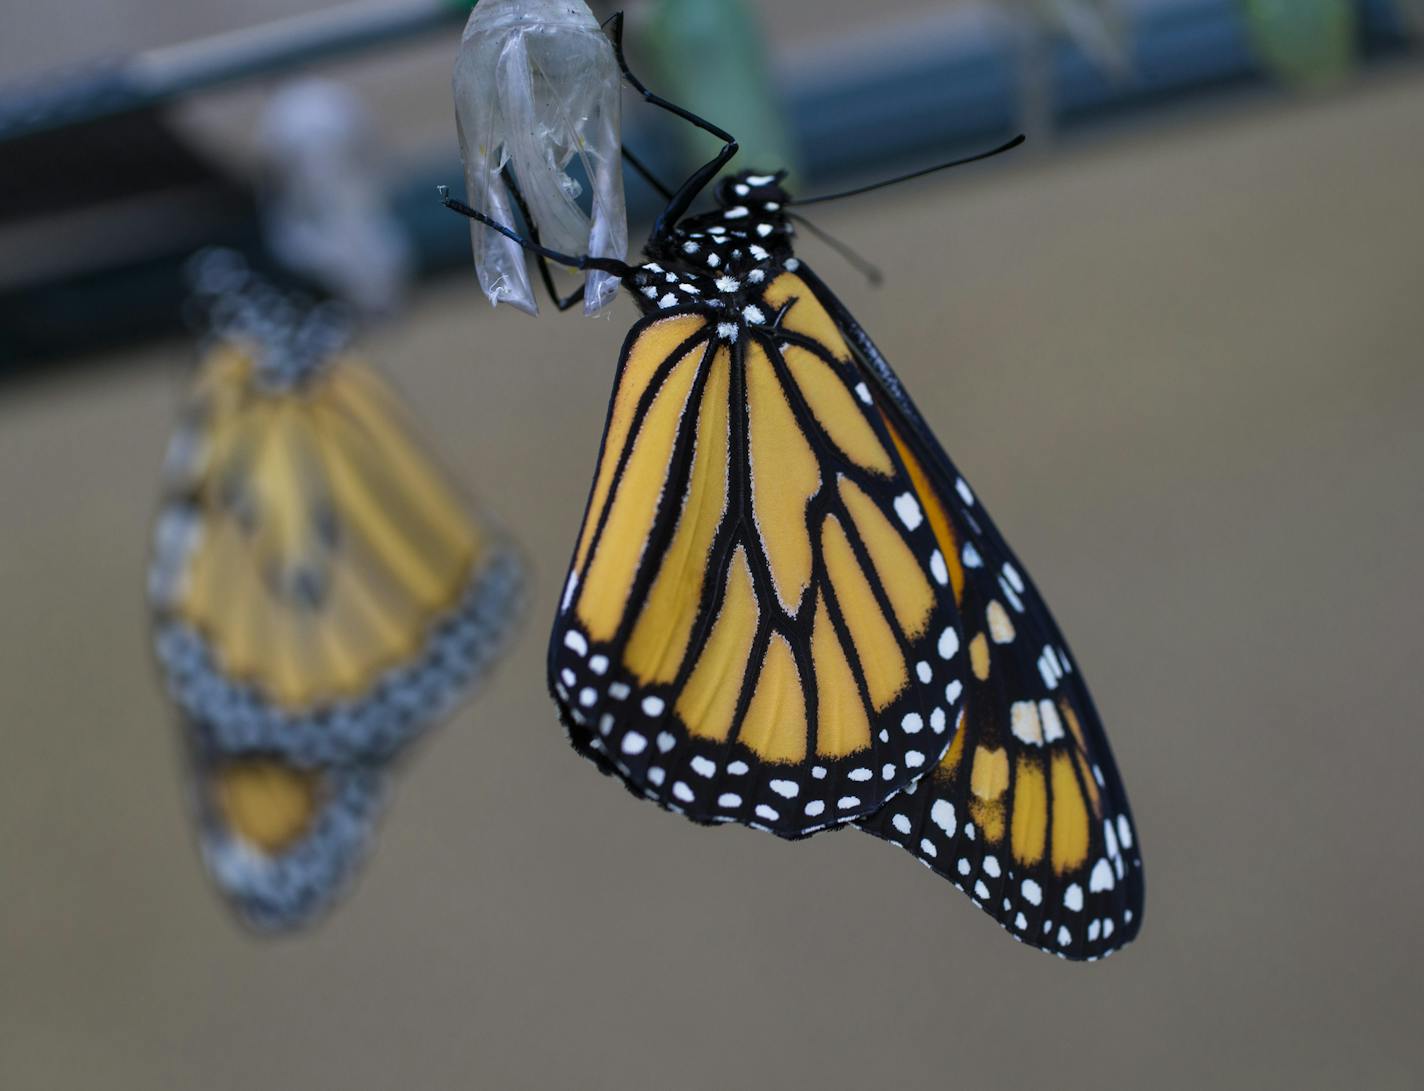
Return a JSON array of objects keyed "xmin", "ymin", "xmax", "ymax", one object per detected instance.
[{"xmin": 3, "ymin": 2, "xmax": 1423, "ymax": 1088}]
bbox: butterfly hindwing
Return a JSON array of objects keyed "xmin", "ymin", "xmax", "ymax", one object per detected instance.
[
  {"xmin": 788, "ymin": 265, "xmax": 1143, "ymax": 958},
  {"xmin": 183, "ymin": 731, "xmax": 387, "ymax": 930},
  {"xmin": 550, "ymin": 304, "xmax": 968, "ymax": 837}
]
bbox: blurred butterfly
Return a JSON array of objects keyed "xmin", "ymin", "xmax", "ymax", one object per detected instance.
[
  {"xmin": 150, "ymin": 261, "xmax": 522, "ymax": 929},
  {"xmin": 444, "ymin": 15, "xmax": 1141, "ymax": 960}
]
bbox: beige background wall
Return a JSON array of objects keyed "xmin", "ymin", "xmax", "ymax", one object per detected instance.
[{"xmin": 3, "ymin": 4, "xmax": 1424, "ymax": 1088}]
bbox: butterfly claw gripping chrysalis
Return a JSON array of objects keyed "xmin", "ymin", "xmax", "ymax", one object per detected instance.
[
  {"xmin": 446, "ymin": 21, "xmax": 1142, "ymax": 958},
  {"xmin": 150, "ymin": 261, "xmax": 523, "ymax": 929}
]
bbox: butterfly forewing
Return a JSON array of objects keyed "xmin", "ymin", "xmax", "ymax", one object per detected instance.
[
  {"xmin": 787, "ymin": 265, "xmax": 1143, "ymax": 959},
  {"xmin": 151, "ymin": 344, "xmax": 523, "ymax": 766},
  {"xmin": 550, "ymin": 303, "xmax": 968, "ymax": 837}
]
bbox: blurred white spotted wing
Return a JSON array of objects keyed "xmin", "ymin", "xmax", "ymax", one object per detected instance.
[
  {"xmin": 549, "ymin": 301, "xmax": 968, "ymax": 838},
  {"xmin": 150, "ymin": 307, "xmax": 521, "ymax": 929},
  {"xmin": 789, "ymin": 264, "xmax": 1144, "ymax": 960}
]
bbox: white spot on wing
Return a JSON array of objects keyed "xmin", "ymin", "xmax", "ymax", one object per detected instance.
[
  {"xmin": 930, "ymin": 800, "xmax": 956, "ymax": 837},
  {"xmin": 1039, "ymin": 700, "xmax": 1065, "ymax": 742},
  {"xmin": 1010, "ymin": 701, "xmax": 1044, "ymax": 746},
  {"xmin": 1090, "ymin": 858, "xmax": 1115, "ymax": 892},
  {"xmin": 894, "ymin": 493, "xmax": 923, "ymax": 530},
  {"xmin": 621, "ymin": 732, "xmax": 647, "ymax": 755},
  {"xmin": 937, "ymin": 627, "xmax": 959, "ymax": 659},
  {"xmin": 930, "ymin": 550, "xmax": 949, "ymax": 586}
]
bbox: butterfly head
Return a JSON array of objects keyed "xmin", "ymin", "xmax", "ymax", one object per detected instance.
[
  {"xmin": 714, "ymin": 168, "xmax": 790, "ymax": 209},
  {"xmin": 636, "ymin": 168, "xmax": 796, "ymax": 307}
]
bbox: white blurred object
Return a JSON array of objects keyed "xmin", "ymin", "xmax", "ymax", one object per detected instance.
[
  {"xmin": 259, "ymin": 79, "xmax": 413, "ymax": 315},
  {"xmin": 1031, "ymin": 0, "xmax": 1131, "ymax": 76},
  {"xmin": 1001, "ymin": 1, "xmax": 1130, "ymax": 145},
  {"xmin": 453, "ymin": 0, "xmax": 627, "ymax": 316}
]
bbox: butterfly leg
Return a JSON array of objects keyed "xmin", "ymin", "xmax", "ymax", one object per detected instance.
[
  {"xmin": 602, "ymin": 12, "xmax": 739, "ymax": 241},
  {"xmin": 438, "ymin": 187, "xmax": 633, "ymax": 278},
  {"xmin": 500, "ymin": 165, "xmax": 587, "ymax": 311}
]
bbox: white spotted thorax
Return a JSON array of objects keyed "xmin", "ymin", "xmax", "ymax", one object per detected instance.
[{"xmin": 626, "ymin": 171, "xmax": 797, "ymax": 337}]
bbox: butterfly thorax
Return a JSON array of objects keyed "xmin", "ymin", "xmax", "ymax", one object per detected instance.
[{"xmin": 626, "ymin": 170, "xmax": 798, "ymax": 340}]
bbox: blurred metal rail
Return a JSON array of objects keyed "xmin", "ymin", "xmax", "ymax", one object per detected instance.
[
  {"xmin": 0, "ymin": 0, "xmax": 1417, "ymax": 366},
  {"xmin": 0, "ymin": 1, "xmax": 474, "ymax": 143}
]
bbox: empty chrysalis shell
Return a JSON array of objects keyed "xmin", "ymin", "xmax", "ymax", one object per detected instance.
[{"xmin": 453, "ymin": 0, "xmax": 628, "ymax": 315}]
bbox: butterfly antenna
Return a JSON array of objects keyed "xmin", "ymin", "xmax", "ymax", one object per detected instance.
[
  {"xmin": 787, "ymin": 212, "xmax": 883, "ymax": 287},
  {"xmin": 790, "ymin": 134, "xmax": 1026, "ymax": 207}
]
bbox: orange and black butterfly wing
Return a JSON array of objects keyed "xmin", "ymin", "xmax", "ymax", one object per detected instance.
[
  {"xmin": 150, "ymin": 346, "xmax": 523, "ymax": 766},
  {"xmin": 791, "ymin": 264, "xmax": 1143, "ymax": 959},
  {"xmin": 549, "ymin": 305, "xmax": 968, "ymax": 837},
  {"xmin": 182, "ymin": 731, "xmax": 386, "ymax": 931},
  {"xmin": 151, "ymin": 342, "xmax": 522, "ymax": 928}
]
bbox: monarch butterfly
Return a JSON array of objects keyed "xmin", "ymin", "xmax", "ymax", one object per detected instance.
[
  {"xmin": 150, "ymin": 265, "xmax": 522, "ymax": 927},
  {"xmin": 445, "ymin": 15, "xmax": 1142, "ymax": 959}
]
